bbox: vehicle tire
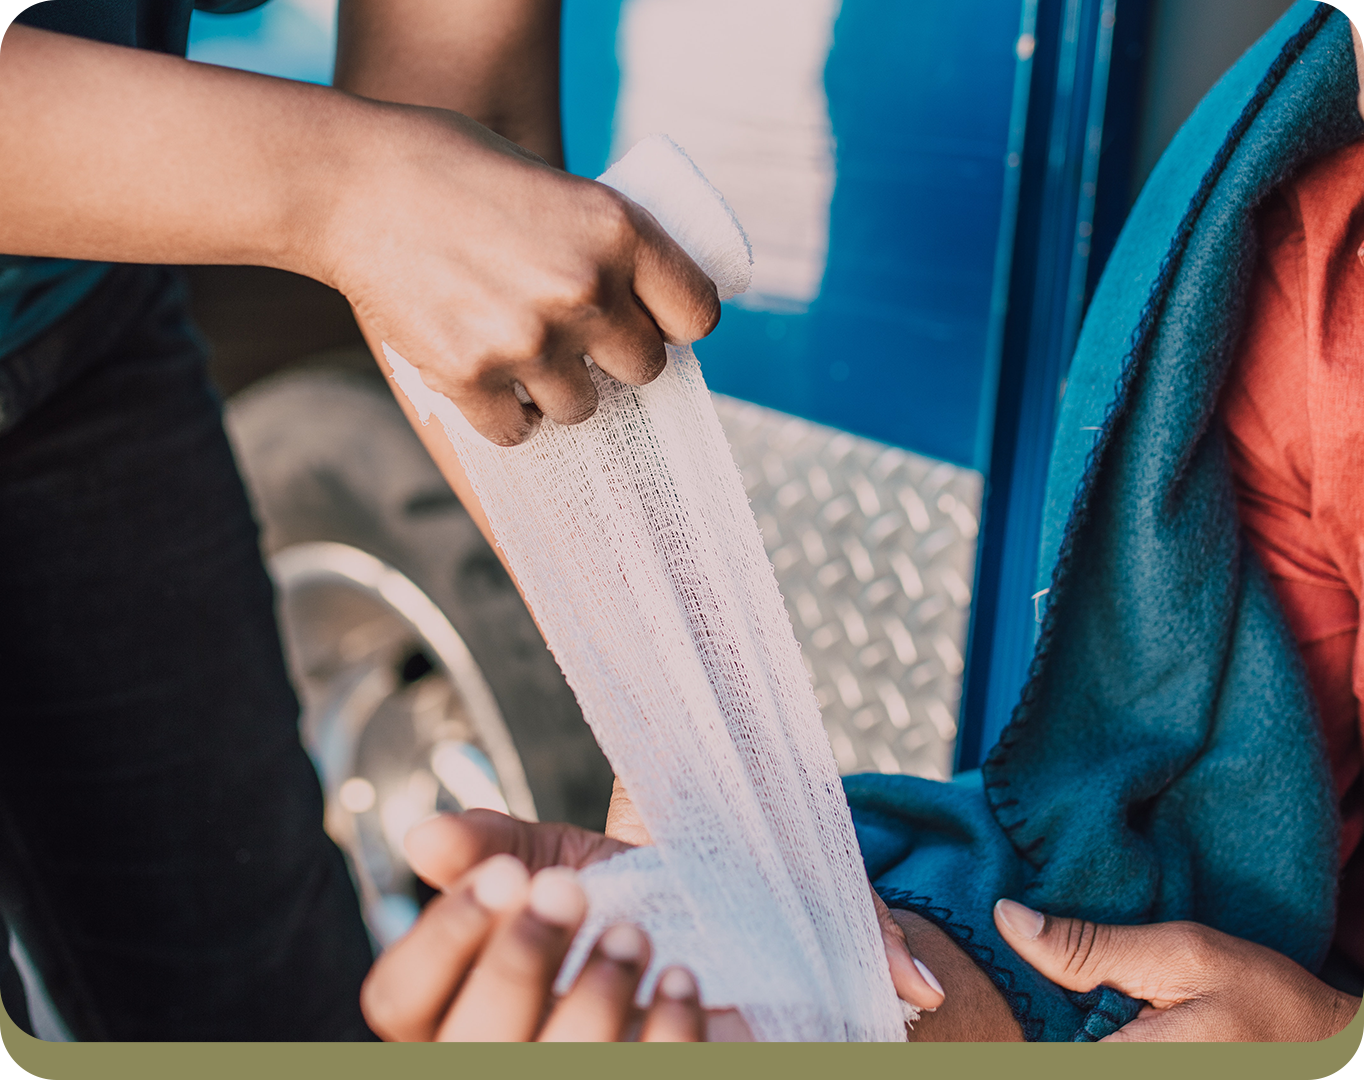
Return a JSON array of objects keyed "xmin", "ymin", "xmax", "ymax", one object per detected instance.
[{"xmin": 224, "ymin": 367, "xmax": 614, "ymax": 832}]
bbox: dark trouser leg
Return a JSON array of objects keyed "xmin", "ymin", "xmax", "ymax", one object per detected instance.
[
  {"xmin": 0, "ymin": 267, "xmax": 374, "ymax": 1040},
  {"xmin": 1, "ymin": 917, "xmax": 33, "ymax": 1036}
]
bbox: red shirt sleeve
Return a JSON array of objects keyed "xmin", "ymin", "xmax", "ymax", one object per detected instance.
[{"xmin": 1222, "ymin": 139, "xmax": 1364, "ymax": 967}]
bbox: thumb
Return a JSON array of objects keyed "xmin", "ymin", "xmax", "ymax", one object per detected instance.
[{"xmin": 993, "ymin": 899, "xmax": 1200, "ymax": 1009}]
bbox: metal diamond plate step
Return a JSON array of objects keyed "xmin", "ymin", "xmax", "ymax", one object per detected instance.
[{"xmin": 713, "ymin": 395, "xmax": 983, "ymax": 780}]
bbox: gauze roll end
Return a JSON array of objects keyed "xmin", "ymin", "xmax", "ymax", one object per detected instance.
[
  {"xmin": 598, "ymin": 135, "xmax": 754, "ymax": 302},
  {"xmin": 381, "ymin": 137, "xmax": 905, "ymax": 1040}
]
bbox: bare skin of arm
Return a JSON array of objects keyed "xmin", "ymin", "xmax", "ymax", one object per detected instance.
[
  {"xmin": 892, "ymin": 910, "xmax": 1023, "ymax": 1041},
  {"xmin": 1355, "ymin": 24, "xmax": 1364, "ymax": 119},
  {"xmin": 0, "ymin": 24, "xmax": 347, "ymax": 271},
  {"xmin": 333, "ymin": 0, "xmax": 567, "ymax": 550}
]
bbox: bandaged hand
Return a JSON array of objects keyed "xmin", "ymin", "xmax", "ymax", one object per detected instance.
[
  {"xmin": 994, "ymin": 898, "xmax": 1361, "ymax": 1041},
  {"xmin": 359, "ymin": 812, "xmax": 704, "ymax": 1041}
]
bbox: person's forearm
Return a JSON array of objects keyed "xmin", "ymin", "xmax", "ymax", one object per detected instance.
[
  {"xmin": 361, "ymin": 310, "xmax": 502, "ymax": 549},
  {"xmin": 334, "ymin": 0, "xmax": 567, "ymax": 555},
  {"xmin": 336, "ymin": 0, "xmax": 563, "ymax": 166},
  {"xmin": 2, "ymin": 11, "xmax": 717, "ymax": 451},
  {"xmin": 0, "ymin": 24, "xmax": 363, "ymax": 274}
]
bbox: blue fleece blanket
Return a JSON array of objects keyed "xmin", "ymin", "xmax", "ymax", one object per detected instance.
[{"xmin": 846, "ymin": 2, "xmax": 1364, "ymax": 1041}]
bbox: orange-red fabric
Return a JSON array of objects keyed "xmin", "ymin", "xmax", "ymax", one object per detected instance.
[{"xmin": 1223, "ymin": 138, "xmax": 1364, "ymax": 966}]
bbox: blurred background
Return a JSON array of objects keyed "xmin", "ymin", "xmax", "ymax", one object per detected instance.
[{"xmin": 165, "ymin": 0, "xmax": 1298, "ymax": 967}]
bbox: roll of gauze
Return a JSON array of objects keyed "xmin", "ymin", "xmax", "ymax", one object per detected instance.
[{"xmin": 384, "ymin": 135, "xmax": 905, "ymax": 1041}]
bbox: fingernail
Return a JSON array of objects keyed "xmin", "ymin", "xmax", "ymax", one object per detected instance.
[
  {"xmin": 658, "ymin": 967, "xmax": 697, "ymax": 1001},
  {"xmin": 996, "ymin": 898, "xmax": 1045, "ymax": 940},
  {"xmin": 912, "ymin": 957, "xmax": 944, "ymax": 998},
  {"xmin": 527, "ymin": 867, "xmax": 586, "ymax": 927},
  {"xmin": 472, "ymin": 854, "xmax": 528, "ymax": 912},
  {"xmin": 598, "ymin": 923, "xmax": 647, "ymax": 964}
]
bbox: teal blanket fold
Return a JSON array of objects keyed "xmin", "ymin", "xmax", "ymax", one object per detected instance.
[{"xmin": 846, "ymin": 1, "xmax": 1363, "ymax": 1041}]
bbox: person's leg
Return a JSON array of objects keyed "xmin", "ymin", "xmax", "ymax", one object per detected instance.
[
  {"xmin": 0, "ymin": 266, "xmax": 374, "ymax": 1040},
  {"xmin": 1, "ymin": 917, "xmax": 33, "ymax": 1037}
]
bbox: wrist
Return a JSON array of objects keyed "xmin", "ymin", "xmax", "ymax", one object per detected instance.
[
  {"xmin": 265, "ymin": 88, "xmax": 389, "ymax": 286},
  {"xmin": 295, "ymin": 97, "xmax": 566, "ymax": 303}
]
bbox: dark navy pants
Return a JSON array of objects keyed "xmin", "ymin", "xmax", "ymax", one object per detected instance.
[{"xmin": 0, "ymin": 265, "xmax": 374, "ymax": 1040}]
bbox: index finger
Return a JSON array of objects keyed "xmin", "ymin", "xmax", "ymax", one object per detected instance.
[
  {"xmin": 873, "ymin": 887, "xmax": 945, "ymax": 1011},
  {"xmin": 361, "ymin": 854, "xmax": 529, "ymax": 1041},
  {"xmin": 404, "ymin": 810, "xmax": 633, "ymax": 891}
]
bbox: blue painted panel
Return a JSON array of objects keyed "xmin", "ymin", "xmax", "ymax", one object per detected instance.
[
  {"xmin": 188, "ymin": 1, "xmax": 1025, "ymax": 468},
  {"xmin": 562, "ymin": 1, "xmax": 1024, "ymax": 467},
  {"xmin": 187, "ymin": 1, "xmax": 335, "ymax": 85},
  {"xmin": 561, "ymin": 0, "xmax": 626, "ymax": 179},
  {"xmin": 775, "ymin": 0, "xmax": 1021, "ymax": 468}
]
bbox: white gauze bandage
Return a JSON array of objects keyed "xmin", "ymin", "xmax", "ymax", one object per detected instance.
[{"xmin": 384, "ymin": 135, "xmax": 906, "ymax": 1042}]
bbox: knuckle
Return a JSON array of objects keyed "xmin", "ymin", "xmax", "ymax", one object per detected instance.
[
  {"xmin": 620, "ymin": 354, "xmax": 665, "ymax": 388},
  {"xmin": 640, "ymin": 339, "xmax": 669, "ymax": 380},
  {"xmin": 657, "ymin": 280, "xmax": 721, "ymax": 346},
  {"xmin": 488, "ymin": 422, "xmax": 532, "ymax": 447},
  {"xmin": 1060, "ymin": 919, "xmax": 1104, "ymax": 982},
  {"xmin": 440, "ymin": 365, "xmax": 502, "ymax": 410},
  {"xmin": 424, "ymin": 365, "xmax": 474, "ymax": 402},
  {"xmin": 550, "ymin": 265, "xmax": 608, "ymax": 312},
  {"xmin": 1169, "ymin": 922, "xmax": 1213, "ymax": 974},
  {"xmin": 498, "ymin": 320, "xmax": 551, "ymax": 363},
  {"xmin": 428, "ymin": 892, "xmax": 487, "ymax": 947},
  {"xmin": 484, "ymin": 944, "xmax": 542, "ymax": 985},
  {"xmin": 605, "ymin": 332, "xmax": 666, "ymax": 386},
  {"xmin": 460, "ymin": 349, "xmax": 501, "ymax": 377},
  {"xmin": 474, "ymin": 405, "xmax": 535, "ymax": 447},
  {"xmin": 592, "ymin": 188, "xmax": 638, "ymax": 249}
]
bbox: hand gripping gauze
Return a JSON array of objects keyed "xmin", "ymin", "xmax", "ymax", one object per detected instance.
[{"xmin": 383, "ymin": 135, "xmax": 906, "ymax": 1041}]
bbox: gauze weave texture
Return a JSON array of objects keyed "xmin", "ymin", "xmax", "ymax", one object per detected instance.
[{"xmin": 384, "ymin": 136, "xmax": 904, "ymax": 1041}]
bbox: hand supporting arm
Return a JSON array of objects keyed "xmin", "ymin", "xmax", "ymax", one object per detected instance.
[{"xmin": 994, "ymin": 898, "xmax": 1361, "ymax": 1041}]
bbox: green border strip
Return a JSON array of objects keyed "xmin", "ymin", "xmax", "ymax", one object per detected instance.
[{"xmin": 2, "ymin": 997, "xmax": 1359, "ymax": 1080}]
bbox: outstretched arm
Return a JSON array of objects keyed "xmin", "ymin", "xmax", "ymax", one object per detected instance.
[
  {"xmin": 0, "ymin": 23, "xmax": 346, "ymax": 272},
  {"xmin": 331, "ymin": 0, "xmax": 704, "ymax": 540},
  {"xmin": 331, "ymin": 0, "xmax": 574, "ymax": 535},
  {"xmin": 0, "ymin": 21, "xmax": 718, "ymax": 448}
]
